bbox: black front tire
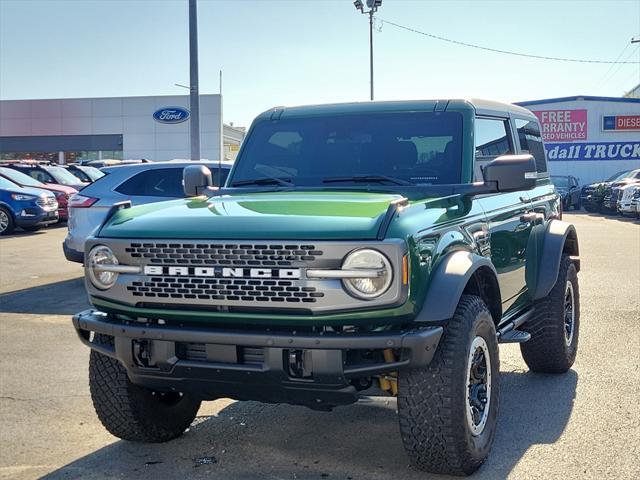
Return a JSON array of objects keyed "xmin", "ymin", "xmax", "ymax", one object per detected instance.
[
  {"xmin": 0, "ymin": 207, "xmax": 14, "ymax": 235},
  {"xmin": 398, "ymin": 295, "xmax": 500, "ymax": 476},
  {"xmin": 520, "ymin": 255, "xmax": 579, "ymax": 373},
  {"xmin": 89, "ymin": 335, "xmax": 201, "ymax": 442}
]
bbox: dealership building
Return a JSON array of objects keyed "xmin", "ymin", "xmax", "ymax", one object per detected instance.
[
  {"xmin": 517, "ymin": 95, "xmax": 640, "ymax": 185},
  {"xmin": 0, "ymin": 94, "xmax": 245, "ymax": 163}
]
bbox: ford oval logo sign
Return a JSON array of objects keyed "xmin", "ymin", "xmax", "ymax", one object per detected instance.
[{"xmin": 153, "ymin": 107, "xmax": 190, "ymax": 124}]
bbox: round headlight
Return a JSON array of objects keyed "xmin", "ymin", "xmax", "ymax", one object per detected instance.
[
  {"xmin": 88, "ymin": 245, "xmax": 119, "ymax": 290},
  {"xmin": 342, "ymin": 249, "xmax": 393, "ymax": 299}
]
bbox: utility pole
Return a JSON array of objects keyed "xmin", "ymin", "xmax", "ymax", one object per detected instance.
[
  {"xmin": 354, "ymin": 1, "xmax": 382, "ymax": 101},
  {"xmin": 633, "ymin": 37, "xmax": 640, "ymax": 90},
  {"xmin": 188, "ymin": 0, "xmax": 201, "ymax": 160}
]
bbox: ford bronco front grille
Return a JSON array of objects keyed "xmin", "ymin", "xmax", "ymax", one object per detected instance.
[
  {"xmin": 125, "ymin": 242, "xmax": 324, "ymax": 267},
  {"xmin": 126, "ymin": 276, "xmax": 324, "ymax": 303},
  {"xmin": 86, "ymin": 238, "xmax": 406, "ymax": 314}
]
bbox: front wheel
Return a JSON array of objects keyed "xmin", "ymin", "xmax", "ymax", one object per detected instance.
[
  {"xmin": 398, "ymin": 295, "xmax": 500, "ymax": 476},
  {"xmin": 89, "ymin": 335, "xmax": 201, "ymax": 442},
  {"xmin": 0, "ymin": 207, "xmax": 14, "ymax": 235}
]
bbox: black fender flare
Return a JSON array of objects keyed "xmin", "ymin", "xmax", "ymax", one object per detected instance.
[
  {"xmin": 533, "ymin": 220, "xmax": 580, "ymax": 300},
  {"xmin": 414, "ymin": 250, "xmax": 499, "ymax": 323}
]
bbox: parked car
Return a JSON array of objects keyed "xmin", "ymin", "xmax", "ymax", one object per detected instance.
[
  {"xmin": 63, "ymin": 160, "xmax": 232, "ymax": 262},
  {"xmin": 580, "ymin": 170, "xmax": 633, "ymax": 212},
  {"xmin": 3, "ymin": 161, "xmax": 87, "ymax": 191},
  {"xmin": 72, "ymin": 99, "xmax": 581, "ymax": 476},
  {"xmin": 631, "ymin": 189, "xmax": 640, "ymax": 218},
  {"xmin": 83, "ymin": 159, "xmax": 150, "ymax": 169},
  {"xmin": 602, "ymin": 169, "xmax": 640, "ymax": 213},
  {"xmin": 0, "ymin": 176, "xmax": 59, "ymax": 235},
  {"xmin": 66, "ymin": 164, "xmax": 105, "ymax": 183},
  {"xmin": 0, "ymin": 166, "xmax": 76, "ymax": 221},
  {"xmin": 617, "ymin": 183, "xmax": 640, "ymax": 217},
  {"xmin": 551, "ymin": 175, "xmax": 581, "ymax": 210}
]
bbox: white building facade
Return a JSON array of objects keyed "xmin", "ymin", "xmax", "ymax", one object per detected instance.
[
  {"xmin": 0, "ymin": 94, "xmax": 237, "ymax": 163},
  {"xmin": 517, "ymin": 96, "xmax": 640, "ymax": 185}
]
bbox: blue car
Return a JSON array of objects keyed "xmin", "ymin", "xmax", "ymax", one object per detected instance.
[{"xmin": 0, "ymin": 176, "xmax": 59, "ymax": 235}]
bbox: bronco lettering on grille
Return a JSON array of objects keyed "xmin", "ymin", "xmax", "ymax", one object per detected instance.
[{"xmin": 143, "ymin": 265, "xmax": 301, "ymax": 279}]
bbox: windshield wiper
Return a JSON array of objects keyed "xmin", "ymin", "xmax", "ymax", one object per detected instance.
[
  {"xmin": 231, "ymin": 177, "xmax": 293, "ymax": 187},
  {"xmin": 322, "ymin": 175, "xmax": 413, "ymax": 186}
]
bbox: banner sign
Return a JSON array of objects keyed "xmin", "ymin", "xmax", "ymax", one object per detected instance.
[
  {"xmin": 545, "ymin": 142, "xmax": 640, "ymax": 161},
  {"xmin": 533, "ymin": 109, "xmax": 588, "ymax": 142},
  {"xmin": 602, "ymin": 115, "xmax": 640, "ymax": 132}
]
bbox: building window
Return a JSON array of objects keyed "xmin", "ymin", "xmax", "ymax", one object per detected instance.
[
  {"xmin": 515, "ymin": 119, "xmax": 547, "ymax": 173},
  {"xmin": 0, "ymin": 151, "xmax": 59, "ymax": 162}
]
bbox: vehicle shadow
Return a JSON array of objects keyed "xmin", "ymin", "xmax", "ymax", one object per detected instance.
[
  {"xmin": 0, "ymin": 221, "xmax": 67, "ymax": 239},
  {"xmin": 41, "ymin": 369, "xmax": 577, "ymax": 480},
  {"xmin": 0, "ymin": 277, "xmax": 88, "ymax": 315}
]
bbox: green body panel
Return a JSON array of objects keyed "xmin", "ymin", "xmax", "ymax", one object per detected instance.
[
  {"xmin": 100, "ymin": 191, "xmax": 404, "ymax": 240},
  {"xmin": 91, "ymin": 99, "xmax": 560, "ymax": 328}
]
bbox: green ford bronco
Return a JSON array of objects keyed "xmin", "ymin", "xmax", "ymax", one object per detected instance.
[{"xmin": 73, "ymin": 99, "xmax": 580, "ymax": 476}]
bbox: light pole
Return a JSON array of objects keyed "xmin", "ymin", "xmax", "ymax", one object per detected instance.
[
  {"xmin": 354, "ymin": 0, "xmax": 382, "ymax": 101},
  {"xmin": 633, "ymin": 37, "xmax": 640, "ymax": 88},
  {"xmin": 188, "ymin": 0, "xmax": 201, "ymax": 160}
]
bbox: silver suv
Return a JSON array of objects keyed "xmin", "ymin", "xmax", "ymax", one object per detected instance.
[{"xmin": 63, "ymin": 160, "xmax": 232, "ymax": 262}]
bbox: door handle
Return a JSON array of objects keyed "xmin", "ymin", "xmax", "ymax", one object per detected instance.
[{"xmin": 520, "ymin": 212, "xmax": 544, "ymax": 223}]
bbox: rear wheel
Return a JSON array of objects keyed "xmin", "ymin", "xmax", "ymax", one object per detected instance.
[
  {"xmin": 520, "ymin": 255, "xmax": 579, "ymax": 373},
  {"xmin": 398, "ymin": 295, "xmax": 500, "ymax": 476},
  {"xmin": 89, "ymin": 335, "xmax": 201, "ymax": 442},
  {"xmin": 0, "ymin": 207, "xmax": 14, "ymax": 235}
]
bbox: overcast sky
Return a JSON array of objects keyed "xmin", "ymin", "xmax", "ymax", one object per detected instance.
[{"xmin": 1, "ymin": 0, "xmax": 639, "ymax": 126}]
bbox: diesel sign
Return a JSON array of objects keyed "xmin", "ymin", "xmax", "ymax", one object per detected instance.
[{"xmin": 143, "ymin": 265, "xmax": 301, "ymax": 279}]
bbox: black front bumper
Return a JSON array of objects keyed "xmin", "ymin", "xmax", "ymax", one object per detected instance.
[{"xmin": 73, "ymin": 309, "xmax": 443, "ymax": 409}]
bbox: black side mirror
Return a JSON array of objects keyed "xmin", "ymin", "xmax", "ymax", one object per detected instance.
[
  {"xmin": 483, "ymin": 154, "xmax": 537, "ymax": 193},
  {"xmin": 183, "ymin": 164, "xmax": 213, "ymax": 197}
]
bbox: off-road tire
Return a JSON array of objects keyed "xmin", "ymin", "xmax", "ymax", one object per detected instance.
[
  {"xmin": 398, "ymin": 295, "xmax": 500, "ymax": 476},
  {"xmin": 0, "ymin": 207, "xmax": 14, "ymax": 235},
  {"xmin": 89, "ymin": 335, "xmax": 201, "ymax": 442},
  {"xmin": 520, "ymin": 255, "xmax": 579, "ymax": 373}
]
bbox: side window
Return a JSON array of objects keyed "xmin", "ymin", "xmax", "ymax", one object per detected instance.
[
  {"xmin": 28, "ymin": 169, "xmax": 53, "ymax": 183},
  {"xmin": 115, "ymin": 168, "xmax": 185, "ymax": 197},
  {"xmin": 474, "ymin": 118, "xmax": 512, "ymax": 181},
  {"xmin": 515, "ymin": 118, "xmax": 547, "ymax": 174}
]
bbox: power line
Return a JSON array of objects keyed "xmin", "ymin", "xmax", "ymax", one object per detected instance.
[
  {"xmin": 376, "ymin": 17, "xmax": 640, "ymax": 65},
  {"xmin": 594, "ymin": 42, "xmax": 631, "ymax": 88},
  {"xmin": 602, "ymin": 44, "xmax": 640, "ymax": 88}
]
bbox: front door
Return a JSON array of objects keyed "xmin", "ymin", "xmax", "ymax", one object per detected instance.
[{"xmin": 474, "ymin": 116, "xmax": 536, "ymax": 314}]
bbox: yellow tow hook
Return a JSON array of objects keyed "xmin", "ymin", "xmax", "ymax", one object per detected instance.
[{"xmin": 378, "ymin": 348, "xmax": 398, "ymax": 396}]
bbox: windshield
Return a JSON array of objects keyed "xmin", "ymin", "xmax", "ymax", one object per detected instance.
[
  {"xmin": 551, "ymin": 176, "xmax": 569, "ymax": 188},
  {"xmin": 0, "ymin": 176, "xmax": 21, "ymax": 190},
  {"xmin": 78, "ymin": 166, "xmax": 105, "ymax": 181},
  {"xmin": 230, "ymin": 112, "xmax": 463, "ymax": 187},
  {"xmin": 606, "ymin": 171, "xmax": 629, "ymax": 182},
  {"xmin": 0, "ymin": 167, "xmax": 44, "ymax": 187},
  {"xmin": 44, "ymin": 166, "xmax": 83, "ymax": 186}
]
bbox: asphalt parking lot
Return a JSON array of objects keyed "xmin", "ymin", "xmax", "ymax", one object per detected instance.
[{"xmin": 0, "ymin": 212, "xmax": 639, "ymax": 480}]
